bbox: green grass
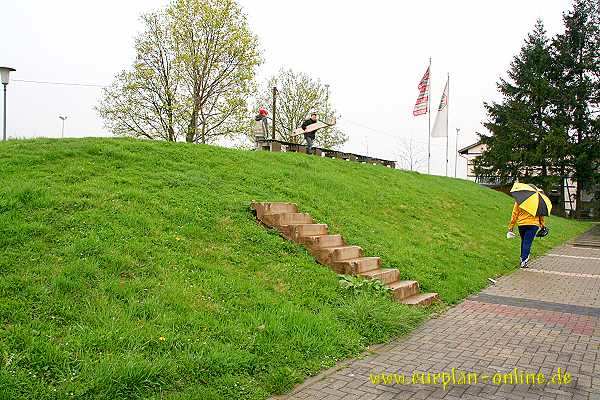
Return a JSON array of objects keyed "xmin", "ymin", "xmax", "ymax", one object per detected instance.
[{"xmin": 0, "ymin": 138, "xmax": 590, "ymax": 399}]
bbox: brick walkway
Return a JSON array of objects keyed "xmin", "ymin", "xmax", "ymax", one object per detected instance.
[{"xmin": 274, "ymin": 227, "xmax": 600, "ymax": 400}]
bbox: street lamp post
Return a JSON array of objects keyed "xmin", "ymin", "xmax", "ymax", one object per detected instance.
[
  {"xmin": 0, "ymin": 67, "xmax": 16, "ymax": 141},
  {"xmin": 59, "ymin": 116, "xmax": 68, "ymax": 138}
]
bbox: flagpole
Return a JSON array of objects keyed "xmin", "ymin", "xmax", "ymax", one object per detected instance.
[
  {"xmin": 445, "ymin": 72, "xmax": 449, "ymax": 177},
  {"xmin": 427, "ymin": 57, "xmax": 431, "ymax": 175},
  {"xmin": 455, "ymin": 128, "xmax": 460, "ymax": 178}
]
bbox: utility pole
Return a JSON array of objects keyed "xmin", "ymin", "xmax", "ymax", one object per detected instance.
[
  {"xmin": 455, "ymin": 128, "xmax": 460, "ymax": 178},
  {"xmin": 272, "ymin": 86, "xmax": 277, "ymax": 140}
]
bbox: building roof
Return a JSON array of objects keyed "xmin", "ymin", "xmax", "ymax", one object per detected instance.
[{"xmin": 458, "ymin": 141, "xmax": 483, "ymax": 155}]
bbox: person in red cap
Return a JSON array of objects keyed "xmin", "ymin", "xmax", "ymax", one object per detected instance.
[{"xmin": 255, "ymin": 107, "xmax": 269, "ymax": 135}]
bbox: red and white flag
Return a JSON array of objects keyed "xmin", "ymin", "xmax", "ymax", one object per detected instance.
[{"xmin": 413, "ymin": 66, "xmax": 430, "ymax": 116}]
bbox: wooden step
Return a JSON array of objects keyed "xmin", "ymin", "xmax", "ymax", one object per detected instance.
[
  {"xmin": 263, "ymin": 212, "xmax": 313, "ymax": 227},
  {"xmin": 401, "ymin": 293, "xmax": 439, "ymax": 306},
  {"xmin": 289, "ymin": 224, "xmax": 328, "ymax": 240},
  {"xmin": 388, "ymin": 280, "xmax": 420, "ymax": 300},
  {"xmin": 331, "ymin": 257, "xmax": 381, "ymax": 274},
  {"xmin": 301, "ymin": 234, "xmax": 345, "ymax": 250},
  {"xmin": 250, "ymin": 201, "xmax": 440, "ymax": 307},
  {"xmin": 359, "ymin": 268, "xmax": 399, "ymax": 285},
  {"xmin": 251, "ymin": 202, "xmax": 298, "ymax": 219},
  {"xmin": 314, "ymin": 246, "xmax": 362, "ymax": 265}
]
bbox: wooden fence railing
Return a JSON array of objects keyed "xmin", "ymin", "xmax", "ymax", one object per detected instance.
[{"xmin": 255, "ymin": 138, "xmax": 396, "ymax": 169}]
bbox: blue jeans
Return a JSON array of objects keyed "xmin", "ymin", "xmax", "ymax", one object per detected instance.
[
  {"xmin": 304, "ymin": 134, "xmax": 314, "ymax": 154},
  {"xmin": 518, "ymin": 225, "xmax": 539, "ymax": 262},
  {"xmin": 261, "ymin": 118, "xmax": 269, "ymax": 134}
]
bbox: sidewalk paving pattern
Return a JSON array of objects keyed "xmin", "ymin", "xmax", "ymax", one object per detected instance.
[{"xmin": 275, "ymin": 226, "xmax": 600, "ymax": 400}]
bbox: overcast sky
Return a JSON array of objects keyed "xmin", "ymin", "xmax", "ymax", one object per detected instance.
[{"xmin": 2, "ymin": 0, "xmax": 572, "ymax": 177}]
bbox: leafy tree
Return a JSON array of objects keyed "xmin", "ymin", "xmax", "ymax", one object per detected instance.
[
  {"xmin": 256, "ymin": 69, "xmax": 348, "ymax": 149},
  {"xmin": 97, "ymin": 12, "xmax": 181, "ymax": 141},
  {"xmin": 473, "ymin": 20, "xmax": 558, "ymax": 191},
  {"xmin": 98, "ymin": 0, "xmax": 261, "ymax": 144},
  {"xmin": 550, "ymin": 0, "xmax": 600, "ymax": 214},
  {"xmin": 169, "ymin": 0, "xmax": 261, "ymax": 143}
]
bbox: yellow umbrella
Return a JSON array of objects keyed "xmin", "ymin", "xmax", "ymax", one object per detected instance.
[{"xmin": 510, "ymin": 182, "xmax": 552, "ymax": 216}]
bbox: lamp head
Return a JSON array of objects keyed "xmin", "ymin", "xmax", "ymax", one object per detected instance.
[{"xmin": 0, "ymin": 67, "xmax": 16, "ymax": 85}]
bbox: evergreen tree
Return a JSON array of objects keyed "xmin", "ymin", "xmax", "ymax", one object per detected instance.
[
  {"xmin": 550, "ymin": 0, "xmax": 600, "ymax": 215},
  {"xmin": 474, "ymin": 20, "xmax": 557, "ymax": 190}
]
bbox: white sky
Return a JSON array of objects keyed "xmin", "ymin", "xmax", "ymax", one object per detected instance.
[{"xmin": 2, "ymin": 0, "xmax": 571, "ymax": 177}]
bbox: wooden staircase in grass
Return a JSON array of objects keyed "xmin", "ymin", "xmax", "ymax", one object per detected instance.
[{"xmin": 251, "ymin": 202, "xmax": 439, "ymax": 306}]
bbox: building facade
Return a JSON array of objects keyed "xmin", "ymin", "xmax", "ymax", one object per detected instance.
[{"xmin": 458, "ymin": 141, "xmax": 597, "ymax": 219}]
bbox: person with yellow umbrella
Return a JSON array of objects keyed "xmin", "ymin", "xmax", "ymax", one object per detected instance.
[{"xmin": 507, "ymin": 183, "xmax": 552, "ymax": 268}]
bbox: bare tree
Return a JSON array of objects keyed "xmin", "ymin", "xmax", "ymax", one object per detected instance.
[{"xmin": 395, "ymin": 138, "xmax": 427, "ymax": 172}]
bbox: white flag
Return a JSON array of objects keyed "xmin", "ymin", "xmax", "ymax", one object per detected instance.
[{"xmin": 431, "ymin": 79, "xmax": 448, "ymax": 137}]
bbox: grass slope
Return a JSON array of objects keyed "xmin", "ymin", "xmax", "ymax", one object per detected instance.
[{"xmin": 0, "ymin": 138, "xmax": 590, "ymax": 399}]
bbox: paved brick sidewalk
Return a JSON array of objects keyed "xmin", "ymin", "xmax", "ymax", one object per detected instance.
[{"xmin": 274, "ymin": 228, "xmax": 600, "ymax": 400}]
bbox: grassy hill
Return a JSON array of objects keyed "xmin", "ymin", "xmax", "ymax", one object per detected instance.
[{"xmin": 0, "ymin": 138, "xmax": 590, "ymax": 399}]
